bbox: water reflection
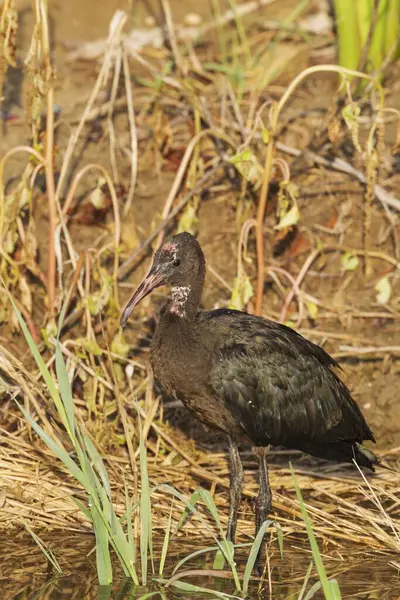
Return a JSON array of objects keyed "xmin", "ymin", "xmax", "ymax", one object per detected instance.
[{"xmin": 2, "ymin": 534, "xmax": 400, "ymax": 599}]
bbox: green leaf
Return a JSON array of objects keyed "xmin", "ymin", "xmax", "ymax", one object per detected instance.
[
  {"xmin": 79, "ymin": 338, "xmax": 103, "ymax": 356},
  {"xmin": 227, "ymin": 148, "xmax": 254, "ymax": 165},
  {"xmin": 341, "ymin": 252, "xmax": 359, "ymax": 272},
  {"xmin": 306, "ymin": 300, "xmax": 318, "ymax": 320},
  {"xmin": 110, "ymin": 331, "xmax": 130, "ymax": 358},
  {"xmin": 261, "ymin": 126, "xmax": 270, "ymax": 144},
  {"xmin": 227, "ymin": 149, "xmax": 261, "ymax": 186}
]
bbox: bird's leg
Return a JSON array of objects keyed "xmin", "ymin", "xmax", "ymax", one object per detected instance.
[
  {"xmin": 253, "ymin": 445, "xmax": 272, "ymax": 534},
  {"xmin": 226, "ymin": 436, "xmax": 244, "ymax": 543}
]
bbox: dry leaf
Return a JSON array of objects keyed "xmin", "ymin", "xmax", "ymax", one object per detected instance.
[
  {"xmin": 375, "ymin": 275, "xmax": 392, "ymax": 305},
  {"xmin": 275, "ymin": 204, "xmax": 300, "ymax": 230}
]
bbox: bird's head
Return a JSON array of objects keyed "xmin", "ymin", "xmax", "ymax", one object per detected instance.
[{"xmin": 120, "ymin": 232, "xmax": 205, "ymax": 326}]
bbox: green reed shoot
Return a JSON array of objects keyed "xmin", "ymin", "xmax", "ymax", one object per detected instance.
[
  {"xmin": 8, "ymin": 290, "xmax": 138, "ymax": 585},
  {"xmin": 291, "ymin": 465, "xmax": 341, "ymax": 600},
  {"xmin": 333, "ymin": 0, "xmax": 400, "ymax": 75}
]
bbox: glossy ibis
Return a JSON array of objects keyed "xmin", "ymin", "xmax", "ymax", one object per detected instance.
[{"xmin": 121, "ymin": 232, "xmax": 377, "ymax": 552}]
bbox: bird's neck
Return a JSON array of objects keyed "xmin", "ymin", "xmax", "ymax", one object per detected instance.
[{"xmin": 168, "ymin": 277, "xmax": 204, "ymax": 321}]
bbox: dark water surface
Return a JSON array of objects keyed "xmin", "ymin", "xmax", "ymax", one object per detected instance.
[{"xmin": 2, "ymin": 534, "xmax": 400, "ymax": 599}]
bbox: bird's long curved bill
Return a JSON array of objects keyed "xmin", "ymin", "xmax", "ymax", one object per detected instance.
[{"xmin": 120, "ymin": 269, "xmax": 165, "ymax": 327}]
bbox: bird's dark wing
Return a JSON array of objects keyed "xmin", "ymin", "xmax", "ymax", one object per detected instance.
[{"xmin": 201, "ymin": 309, "xmax": 374, "ymax": 448}]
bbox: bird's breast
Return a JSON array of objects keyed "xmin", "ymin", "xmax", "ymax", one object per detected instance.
[{"xmin": 149, "ymin": 320, "xmax": 211, "ymax": 399}]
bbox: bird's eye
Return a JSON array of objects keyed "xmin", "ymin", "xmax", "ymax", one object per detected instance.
[{"xmin": 173, "ymin": 258, "xmax": 181, "ymax": 267}]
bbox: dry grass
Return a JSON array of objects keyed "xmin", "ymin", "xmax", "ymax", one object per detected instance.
[
  {"xmin": 1, "ymin": 340, "xmax": 400, "ymax": 556},
  {"xmin": 1, "ymin": 0, "xmax": 400, "ymax": 595}
]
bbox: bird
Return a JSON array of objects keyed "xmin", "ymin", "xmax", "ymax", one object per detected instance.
[{"xmin": 120, "ymin": 231, "xmax": 377, "ymax": 558}]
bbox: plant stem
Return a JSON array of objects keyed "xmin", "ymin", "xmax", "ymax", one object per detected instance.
[{"xmin": 255, "ymin": 140, "xmax": 274, "ymax": 315}]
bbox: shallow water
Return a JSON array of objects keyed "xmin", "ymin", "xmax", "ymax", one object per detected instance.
[{"xmin": 2, "ymin": 534, "xmax": 400, "ymax": 600}]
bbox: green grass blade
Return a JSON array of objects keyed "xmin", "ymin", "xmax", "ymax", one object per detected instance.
[
  {"xmin": 384, "ymin": 0, "xmax": 400, "ymax": 56},
  {"xmin": 159, "ymin": 483, "xmax": 241, "ymax": 587},
  {"xmin": 97, "ymin": 585, "xmax": 113, "ymax": 600},
  {"xmin": 304, "ymin": 580, "xmax": 323, "ymax": 600},
  {"xmin": 111, "ymin": 517, "xmax": 139, "ymax": 584},
  {"xmin": 190, "ymin": 488, "xmax": 240, "ymax": 589},
  {"xmin": 242, "ymin": 519, "xmax": 277, "ymax": 593},
  {"xmin": 124, "ymin": 479, "xmax": 136, "ymax": 566},
  {"xmin": 212, "ymin": 546, "xmax": 228, "ymax": 570},
  {"xmin": 171, "ymin": 542, "xmax": 251, "ymax": 577},
  {"xmin": 24, "ymin": 522, "xmax": 63, "ymax": 574},
  {"xmin": 176, "ymin": 487, "xmax": 225, "ymax": 538},
  {"xmin": 355, "ymin": 0, "xmax": 372, "ymax": 49},
  {"xmin": 175, "ymin": 489, "xmax": 203, "ymax": 532},
  {"xmin": 328, "ymin": 580, "xmax": 342, "ymax": 600},
  {"xmin": 159, "ymin": 499, "xmax": 174, "ymax": 576},
  {"xmin": 367, "ymin": 0, "xmax": 386, "ymax": 71},
  {"xmin": 334, "ymin": 0, "xmax": 361, "ymax": 70},
  {"xmin": 168, "ymin": 580, "xmax": 240, "ymax": 599},
  {"xmin": 6, "ymin": 291, "xmax": 71, "ymax": 437},
  {"xmin": 55, "ymin": 290, "xmax": 75, "ymax": 436},
  {"xmin": 55, "ymin": 340, "xmax": 75, "ymax": 438},
  {"xmin": 211, "ymin": 0, "xmax": 227, "ymax": 63},
  {"xmin": 290, "ymin": 465, "xmax": 341, "ymax": 600},
  {"xmin": 137, "ymin": 593, "xmax": 167, "ymax": 600},
  {"xmin": 91, "ymin": 502, "xmax": 113, "ymax": 586},
  {"xmin": 172, "ymin": 544, "xmax": 219, "ymax": 575},
  {"xmin": 83, "ymin": 433, "xmax": 111, "ymax": 499},
  {"xmin": 71, "ymin": 496, "xmax": 93, "ymax": 522},
  {"xmin": 15, "ymin": 399, "xmax": 86, "ymax": 486},
  {"xmin": 228, "ymin": 0, "xmax": 251, "ymax": 66},
  {"xmin": 138, "ymin": 411, "xmax": 152, "ymax": 585}
]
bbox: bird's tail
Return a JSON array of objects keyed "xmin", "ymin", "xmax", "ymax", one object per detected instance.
[
  {"xmin": 298, "ymin": 441, "xmax": 378, "ymax": 471},
  {"xmin": 354, "ymin": 442, "xmax": 379, "ymax": 471}
]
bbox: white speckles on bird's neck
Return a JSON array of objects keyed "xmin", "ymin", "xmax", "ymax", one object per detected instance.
[{"xmin": 170, "ymin": 285, "xmax": 191, "ymax": 318}]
